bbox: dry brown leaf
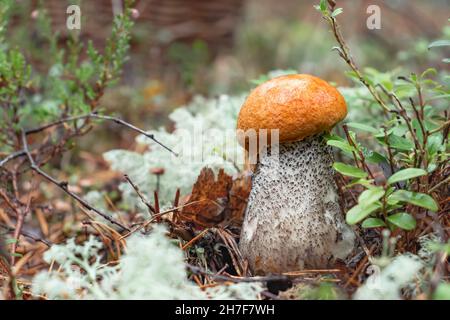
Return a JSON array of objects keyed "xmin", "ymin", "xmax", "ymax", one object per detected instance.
[{"xmin": 180, "ymin": 168, "xmax": 251, "ymax": 229}]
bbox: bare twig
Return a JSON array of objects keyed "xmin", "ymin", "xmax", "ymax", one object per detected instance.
[
  {"xmin": 409, "ymin": 98, "xmax": 427, "ymax": 146},
  {"xmin": 342, "ymin": 124, "xmax": 376, "ymax": 180},
  {"xmin": 0, "ymin": 223, "xmax": 51, "ymax": 247},
  {"xmin": 0, "ymin": 189, "xmax": 29, "ymax": 264},
  {"xmin": 24, "ymin": 112, "xmax": 177, "ymax": 156},
  {"xmin": 321, "ymin": 1, "xmax": 390, "ymax": 113},
  {"xmin": 119, "ymin": 200, "xmax": 209, "ymax": 240},
  {"xmin": 383, "ymin": 126, "xmax": 396, "ymax": 176},
  {"xmin": 124, "ymin": 174, "xmax": 156, "ymax": 214},
  {"xmin": 344, "ymin": 244, "xmax": 376, "ymax": 288},
  {"xmin": 429, "ymin": 120, "xmax": 450, "ymax": 135},
  {"xmin": 429, "ymin": 175, "xmax": 450, "ymax": 193},
  {"xmin": 182, "ymin": 228, "xmax": 209, "ymax": 251},
  {"xmin": 186, "ymin": 264, "xmax": 289, "ymax": 283},
  {"xmin": 0, "ymin": 151, "xmax": 26, "ymax": 168},
  {"xmin": 10, "ymin": 192, "xmax": 32, "ymax": 265},
  {"xmin": 20, "ymin": 131, "xmax": 130, "ymax": 232}
]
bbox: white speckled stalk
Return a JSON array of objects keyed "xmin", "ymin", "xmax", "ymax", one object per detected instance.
[{"xmin": 239, "ymin": 134, "xmax": 355, "ymax": 275}]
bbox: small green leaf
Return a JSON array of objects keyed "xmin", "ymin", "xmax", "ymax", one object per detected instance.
[
  {"xmin": 320, "ymin": 0, "xmax": 327, "ymax": 11},
  {"xmin": 346, "ymin": 122, "xmax": 378, "ymax": 133},
  {"xmin": 374, "ymin": 127, "xmax": 394, "ymax": 139},
  {"xmin": 327, "ymin": 140, "xmax": 356, "ymax": 153},
  {"xmin": 331, "ymin": 8, "xmax": 343, "ymax": 17},
  {"xmin": 389, "ymin": 190, "xmax": 438, "ymax": 212},
  {"xmin": 387, "ymin": 168, "xmax": 427, "ymax": 185},
  {"xmin": 428, "ymin": 40, "xmax": 450, "ymax": 49},
  {"xmin": 362, "ymin": 218, "xmax": 386, "ymax": 228},
  {"xmin": 5, "ymin": 238, "xmax": 18, "ymax": 245},
  {"xmin": 433, "ymin": 283, "xmax": 450, "ymax": 300},
  {"xmin": 345, "ymin": 178, "xmax": 374, "ymax": 188},
  {"xmin": 346, "ymin": 203, "xmax": 380, "ymax": 225},
  {"xmin": 333, "ymin": 162, "xmax": 368, "ymax": 178},
  {"xmin": 428, "ymin": 93, "xmax": 450, "ymax": 101},
  {"xmin": 358, "ymin": 187, "xmax": 385, "ymax": 205},
  {"xmin": 387, "ymin": 212, "xmax": 416, "ymax": 231},
  {"xmin": 421, "ymin": 68, "xmax": 437, "ymax": 79},
  {"xmin": 427, "ymin": 242, "xmax": 450, "ymax": 255},
  {"xmin": 387, "ymin": 134, "xmax": 415, "ymax": 151},
  {"xmin": 362, "ymin": 148, "xmax": 387, "ymax": 164}
]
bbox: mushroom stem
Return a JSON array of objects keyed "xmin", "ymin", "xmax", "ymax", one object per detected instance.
[{"xmin": 239, "ymin": 134, "xmax": 355, "ymax": 275}]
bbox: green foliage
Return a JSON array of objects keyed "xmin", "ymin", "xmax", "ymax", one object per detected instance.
[
  {"xmin": 428, "ymin": 40, "xmax": 450, "ymax": 48},
  {"xmin": 433, "ymin": 283, "xmax": 450, "ymax": 300},
  {"xmin": 386, "ymin": 168, "xmax": 427, "ymax": 185},
  {"xmin": 297, "ymin": 282, "xmax": 344, "ymax": 300},
  {"xmin": 332, "ymin": 162, "xmax": 367, "ymax": 178},
  {"xmin": 361, "ymin": 218, "xmax": 386, "ymax": 228},
  {"xmin": 346, "ymin": 203, "xmax": 381, "ymax": 225},
  {"xmin": 0, "ymin": 0, "xmax": 12, "ymax": 46},
  {"xmin": 0, "ymin": 1, "xmax": 134, "ymax": 152},
  {"xmin": 316, "ymin": 3, "xmax": 448, "ymax": 235},
  {"xmin": 389, "ymin": 190, "xmax": 438, "ymax": 212},
  {"xmin": 386, "ymin": 212, "xmax": 417, "ymax": 231},
  {"xmin": 428, "ymin": 23, "xmax": 450, "ymax": 64},
  {"xmin": 314, "ymin": 0, "xmax": 342, "ymax": 18}
]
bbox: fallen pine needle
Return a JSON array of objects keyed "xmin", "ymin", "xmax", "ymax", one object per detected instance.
[{"xmin": 182, "ymin": 229, "xmax": 209, "ymax": 251}]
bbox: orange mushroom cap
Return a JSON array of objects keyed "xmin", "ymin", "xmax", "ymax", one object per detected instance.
[{"xmin": 237, "ymin": 74, "xmax": 347, "ymax": 146}]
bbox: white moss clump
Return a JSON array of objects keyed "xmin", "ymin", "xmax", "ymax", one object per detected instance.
[
  {"xmin": 103, "ymin": 94, "xmax": 246, "ymax": 211},
  {"xmin": 353, "ymin": 254, "xmax": 424, "ymax": 300},
  {"xmin": 32, "ymin": 225, "xmax": 262, "ymax": 300}
]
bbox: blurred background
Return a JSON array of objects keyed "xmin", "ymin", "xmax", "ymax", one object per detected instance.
[{"xmin": 7, "ymin": 0, "xmax": 450, "ymax": 151}]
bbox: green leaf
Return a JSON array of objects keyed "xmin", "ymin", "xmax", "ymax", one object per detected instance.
[
  {"xmin": 433, "ymin": 283, "xmax": 450, "ymax": 300},
  {"xmin": 387, "ymin": 134, "xmax": 415, "ymax": 151},
  {"xmin": 333, "ymin": 162, "xmax": 368, "ymax": 178},
  {"xmin": 345, "ymin": 178, "xmax": 374, "ymax": 188},
  {"xmin": 346, "ymin": 203, "xmax": 380, "ymax": 225},
  {"xmin": 427, "ymin": 242, "xmax": 450, "ymax": 255},
  {"xmin": 360, "ymin": 146, "xmax": 387, "ymax": 164},
  {"xmin": 387, "ymin": 212, "xmax": 416, "ymax": 231},
  {"xmin": 374, "ymin": 127, "xmax": 394, "ymax": 139},
  {"xmin": 320, "ymin": 0, "xmax": 327, "ymax": 11},
  {"xmin": 362, "ymin": 218, "xmax": 386, "ymax": 228},
  {"xmin": 428, "ymin": 93, "xmax": 450, "ymax": 101},
  {"xmin": 389, "ymin": 190, "xmax": 438, "ymax": 212},
  {"xmin": 428, "ymin": 40, "xmax": 450, "ymax": 49},
  {"xmin": 346, "ymin": 122, "xmax": 378, "ymax": 133},
  {"xmin": 387, "ymin": 168, "xmax": 427, "ymax": 185},
  {"xmin": 324, "ymin": 133, "xmax": 346, "ymax": 142},
  {"xmin": 331, "ymin": 8, "xmax": 343, "ymax": 17},
  {"xmin": 4, "ymin": 238, "xmax": 18, "ymax": 245},
  {"xmin": 358, "ymin": 187, "xmax": 385, "ymax": 205},
  {"xmin": 327, "ymin": 140, "xmax": 356, "ymax": 153},
  {"xmin": 421, "ymin": 68, "xmax": 437, "ymax": 79}
]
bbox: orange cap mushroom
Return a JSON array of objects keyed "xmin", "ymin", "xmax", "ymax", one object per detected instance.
[{"xmin": 237, "ymin": 74, "xmax": 347, "ymax": 146}]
